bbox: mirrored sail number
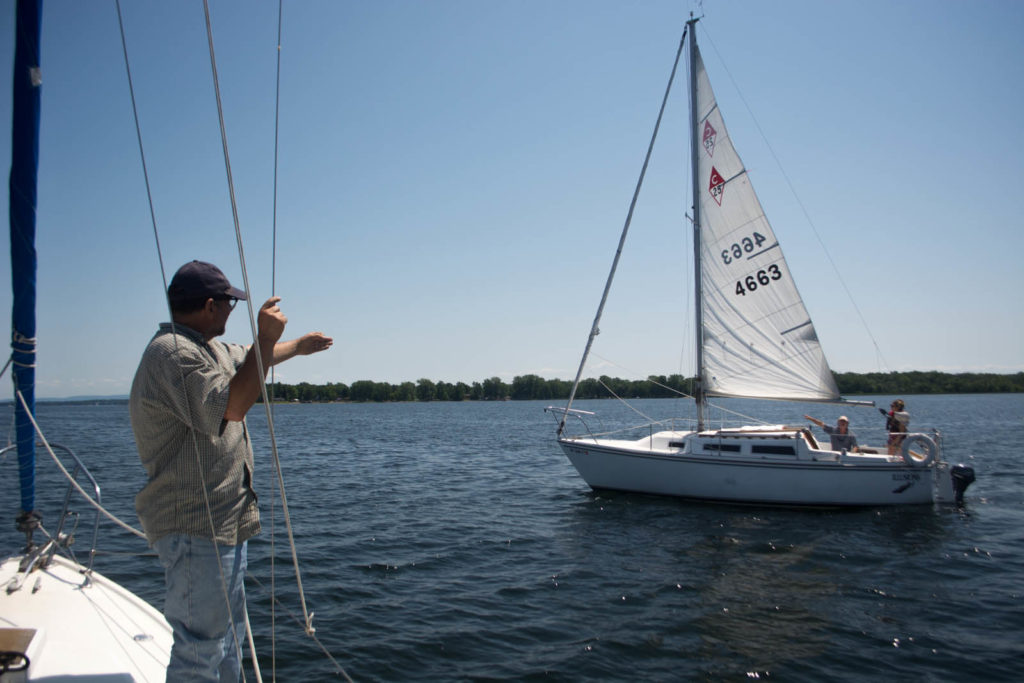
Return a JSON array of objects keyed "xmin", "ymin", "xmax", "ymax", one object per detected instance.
[
  {"xmin": 735, "ymin": 264, "xmax": 782, "ymax": 296},
  {"xmin": 720, "ymin": 232, "xmax": 768, "ymax": 265}
]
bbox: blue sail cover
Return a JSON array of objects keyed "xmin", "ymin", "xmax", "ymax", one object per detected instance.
[{"xmin": 10, "ymin": 0, "xmax": 42, "ymax": 514}]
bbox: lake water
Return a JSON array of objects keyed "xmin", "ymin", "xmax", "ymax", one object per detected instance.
[{"xmin": 2, "ymin": 394, "xmax": 1022, "ymax": 681}]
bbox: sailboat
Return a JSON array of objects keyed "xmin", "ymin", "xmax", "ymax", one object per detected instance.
[
  {"xmin": 0, "ymin": 2, "xmax": 172, "ymax": 678},
  {"xmin": 551, "ymin": 17, "xmax": 976, "ymax": 507}
]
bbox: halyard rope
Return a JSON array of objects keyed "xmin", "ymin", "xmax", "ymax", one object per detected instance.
[
  {"xmin": 116, "ymin": 2, "xmax": 253, "ymax": 679},
  {"xmin": 13, "ymin": 389, "xmax": 146, "ymax": 540},
  {"xmin": 111, "ymin": 1, "xmax": 345, "ymax": 679}
]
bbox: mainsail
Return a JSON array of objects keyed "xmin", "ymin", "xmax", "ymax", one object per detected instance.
[{"xmin": 693, "ymin": 47, "xmax": 839, "ymax": 401}]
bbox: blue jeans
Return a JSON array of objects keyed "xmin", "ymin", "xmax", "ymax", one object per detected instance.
[{"xmin": 153, "ymin": 535, "xmax": 247, "ymax": 682}]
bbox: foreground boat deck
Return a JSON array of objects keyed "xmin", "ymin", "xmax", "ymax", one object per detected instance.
[{"xmin": 0, "ymin": 552, "xmax": 170, "ymax": 681}]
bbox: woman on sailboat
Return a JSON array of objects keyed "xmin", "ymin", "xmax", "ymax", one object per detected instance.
[{"xmin": 881, "ymin": 399, "xmax": 910, "ymax": 455}]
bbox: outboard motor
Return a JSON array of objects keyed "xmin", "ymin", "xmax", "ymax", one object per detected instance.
[{"xmin": 950, "ymin": 464, "xmax": 976, "ymax": 506}]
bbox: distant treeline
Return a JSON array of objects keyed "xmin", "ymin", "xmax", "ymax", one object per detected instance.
[
  {"xmin": 266, "ymin": 371, "xmax": 1024, "ymax": 403},
  {"xmin": 832, "ymin": 371, "xmax": 1024, "ymax": 395}
]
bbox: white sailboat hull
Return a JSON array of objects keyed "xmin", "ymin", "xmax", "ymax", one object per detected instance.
[
  {"xmin": 559, "ymin": 429, "xmax": 957, "ymax": 506},
  {"xmin": 0, "ymin": 552, "xmax": 171, "ymax": 681}
]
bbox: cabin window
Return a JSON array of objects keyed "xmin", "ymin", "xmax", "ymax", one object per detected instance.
[
  {"xmin": 703, "ymin": 443, "xmax": 741, "ymax": 453},
  {"xmin": 752, "ymin": 445, "xmax": 796, "ymax": 455},
  {"xmin": 668, "ymin": 441, "xmax": 686, "ymax": 449}
]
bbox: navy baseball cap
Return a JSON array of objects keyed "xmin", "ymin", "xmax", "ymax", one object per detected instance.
[{"xmin": 167, "ymin": 261, "xmax": 247, "ymax": 304}]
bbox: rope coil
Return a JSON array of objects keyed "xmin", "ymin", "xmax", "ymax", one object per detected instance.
[{"xmin": 11, "ymin": 331, "xmax": 37, "ymax": 368}]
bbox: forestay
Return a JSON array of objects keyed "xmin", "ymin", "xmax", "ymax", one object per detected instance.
[{"xmin": 693, "ymin": 47, "xmax": 839, "ymax": 401}]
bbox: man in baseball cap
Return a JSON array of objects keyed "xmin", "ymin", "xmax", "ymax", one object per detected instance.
[
  {"xmin": 131, "ymin": 259, "xmax": 332, "ymax": 680},
  {"xmin": 167, "ymin": 260, "xmax": 247, "ymax": 306}
]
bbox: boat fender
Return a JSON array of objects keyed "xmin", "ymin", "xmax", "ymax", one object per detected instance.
[
  {"xmin": 900, "ymin": 434, "xmax": 936, "ymax": 467},
  {"xmin": 950, "ymin": 464, "xmax": 976, "ymax": 506}
]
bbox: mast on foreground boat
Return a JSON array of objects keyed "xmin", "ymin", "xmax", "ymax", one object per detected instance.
[{"xmin": 9, "ymin": 0, "xmax": 42, "ymax": 550}]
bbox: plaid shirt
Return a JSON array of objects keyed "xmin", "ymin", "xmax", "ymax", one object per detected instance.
[{"xmin": 130, "ymin": 322, "xmax": 260, "ymax": 546}]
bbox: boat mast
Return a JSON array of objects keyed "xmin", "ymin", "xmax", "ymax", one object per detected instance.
[
  {"xmin": 687, "ymin": 16, "xmax": 705, "ymax": 431},
  {"xmin": 10, "ymin": 0, "xmax": 42, "ymax": 532}
]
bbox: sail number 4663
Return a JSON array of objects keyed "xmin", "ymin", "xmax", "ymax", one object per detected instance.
[
  {"xmin": 720, "ymin": 232, "xmax": 768, "ymax": 265},
  {"xmin": 735, "ymin": 265, "xmax": 782, "ymax": 296}
]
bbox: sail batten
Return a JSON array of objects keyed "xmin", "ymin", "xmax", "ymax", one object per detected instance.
[{"xmin": 693, "ymin": 45, "xmax": 839, "ymax": 402}]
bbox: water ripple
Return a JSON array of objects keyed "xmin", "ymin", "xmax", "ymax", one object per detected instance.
[{"xmin": 2, "ymin": 396, "xmax": 1022, "ymax": 680}]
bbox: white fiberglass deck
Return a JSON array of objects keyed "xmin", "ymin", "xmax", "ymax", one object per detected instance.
[{"xmin": 0, "ymin": 552, "xmax": 170, "ymax": 682}]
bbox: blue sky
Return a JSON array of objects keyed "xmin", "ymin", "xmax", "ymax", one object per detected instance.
[{"xmin": 1, "ymin": 0, "xmax": 1022, "ymax": 398}]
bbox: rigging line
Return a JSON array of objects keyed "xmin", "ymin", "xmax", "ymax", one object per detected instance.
[
  {"xmin": 596, "ymin": 378, "xmax": 655, "ymax": 423},
  {"xmin": 244, "ymin": 607, "xmax": 264, "ymax": 683},
  {"xmin": 197, "ymin": 3, "xmax": 284, "ymax": 678},
  {"xmin": 114, "ymin": 0, "xmax": 171, "ymax": 307},
  {"xmin": 247, "ymin": 573, "xmax": 355, "ymax": 683},
  {"xmin": 14, "ymin": 390, "xmax": 146, "ymax": 540},
  {"xmin": 120, "ymin": 0, "xmax": 253, "ymax": 673},
  {"xmin": 90, "ymin": 549, "xmax": 159, "ymax": 558},
  {"xmin": 116, "ymin": 3, "xmax": 247, "ymax": 672},
  {"xmin": 117, "ymin": 3, "xmax": 300, "ymax": 678},
  {"xmin": 0, "ymin": 357, "xmax": 13, "ymax": 382},
  {"xmin": 118, "ymin": 2, "xmax": 249, "ymax": 675},
  {"xmin": 701, "ymin": 399, "xmax": 773, "ymax": 427},
  {"xmin": 589, "ymin": 352, "xmax": 695, "ymax": 401},
  {"xmin": 200, "ymin": 0, "xmax": 316, "ymax": 644},
  {"xmin": 271, "ymin": 0, "xmax": 282, "ymax": 301},
  {"xmin": 269, "ymin": 2, "xmax": 284, "ymax": 679},
  {"xmin": 558, "ymin": 25, "xmax": 689, "ymax": 436},
  {"xmin": 697, "ymin": 24, "xmax": 890, "ymax": 372}
]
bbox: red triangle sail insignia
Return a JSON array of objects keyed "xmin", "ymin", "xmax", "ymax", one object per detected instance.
[
  {"xmin": 702, "ymin": 121, "xmax": 716, "ymax": 158},
  {"xmin": 709, "ymin": 166, "xmax": 725, "ymax": 206}
]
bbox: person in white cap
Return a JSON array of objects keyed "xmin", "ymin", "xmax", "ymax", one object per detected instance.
[{"xmin": 804, "ymin": 413, "xmax": 859, "ymax": 452}]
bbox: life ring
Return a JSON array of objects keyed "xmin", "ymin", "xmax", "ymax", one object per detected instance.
[{"xmin": 900, "ymin": 434, "xmax": 937, "ymax": 467}]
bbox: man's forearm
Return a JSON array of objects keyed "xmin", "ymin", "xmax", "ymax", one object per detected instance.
[
  {"xmin": 224, "ymin": 336, "xmax": 277, "ymax": 421},
  {"xmin": 272, "ymin": 338, "xmax": 300, "ymax": 366}
]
